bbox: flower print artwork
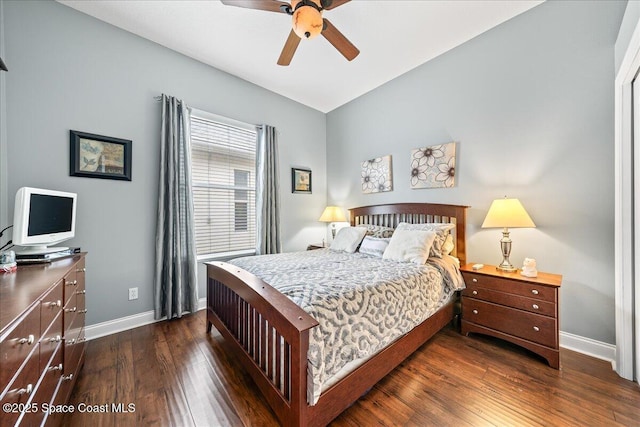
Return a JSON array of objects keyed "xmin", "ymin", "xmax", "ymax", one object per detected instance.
[
  {"xmin": 361, "ymin": 155, "xmax": 392, "ymax": 194},
  {"xmin": 410, "ymin": 142, "xmax": 456, "ymax": 189}
]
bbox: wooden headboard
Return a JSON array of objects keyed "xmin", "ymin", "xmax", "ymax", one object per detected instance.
[{"xmin": 349, "ymin": 203, "xmax": 469, "ymax": 265}]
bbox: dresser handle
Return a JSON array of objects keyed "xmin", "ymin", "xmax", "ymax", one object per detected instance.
[
  {"xmin": 48, "ymin": 335, "xmax": 62, "ymax": 343},
  {"xmin": 472, "ymin": 309, "xmax": 478, "ymax": 315},
  {"xmin": 67, "ymin": 339, "xmax": 76, "ymax": 345},
  {"xmin": 531, "ymin": 289, "xmax": 539, "ymax": 295},
  {"xmin": 472, "ymin": 290, "xmax": 478, "ymax": 295},
  {"xmin": 62, "ymin": 374, "xmax": 74, "ymax": 381},
  {"xmin": 76, "ymin": 267, "xmax": 86, "ymax": 273},
  {"xmin": 76, "ymin": 290, "xmax": 86, "ymax": 295},
  {"xmin": 13, "ymin": 384, "xmax": 33, "ymax": 395},
  {"xmin": 48, "ymin": 363, "xmax": 63, "ymax": 372},
  {"xmin": 65, "ymin": 307, "xmax": 77, "ymax": 313},
  {"xmin": 18, "ymin": 334, "xmax": 35, "ymax": 345},
  {"xmin": 78, "ymin": 337, "xmax": 86, "ymax": 343},
  {"xmin": 472, "ymin": 278, "xmax": 478, "ymax": 283},
  {"xmin": 532, "ymin": 304, "xmax": 539, "ymax": 310},
  {"xmin": 533, "ymin": 326, "xmax": 540, "ymax": 332},
  {"xmin": 78, "ymin": 309, "xmax": 87, "ymax": 314},
  {"xmin": 66, "ymin": 280, "xmax": 78, "ymax": 287},
  {"xmin": 46, "ymin": 300, "xmax": 62, "ymax": 308}
]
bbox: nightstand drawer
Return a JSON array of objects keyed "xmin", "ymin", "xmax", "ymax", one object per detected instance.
[
  {"xmin": 463, "ymin": 272, "xmax": 556, "ymax": 303},
  {"xmin": 463, "ymin": 299, "xmax": 557, "ymax": 348},
  {"xmin": 462, "ymin": 286, "xmax": 556, "ymax": 316}
]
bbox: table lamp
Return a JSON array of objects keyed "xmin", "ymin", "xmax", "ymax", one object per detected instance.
[
  {"xmin": 481, "ymin": 197, "xmax": 536, "ymax": 272},
  {"xmin": 319, "ymin": 206, "xmax": 347, "ymax": 240}
]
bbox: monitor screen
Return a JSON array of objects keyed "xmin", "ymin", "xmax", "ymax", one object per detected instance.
[{"xmin": 27, "ymin": 194, "xmax": 74, "ymax": 236}]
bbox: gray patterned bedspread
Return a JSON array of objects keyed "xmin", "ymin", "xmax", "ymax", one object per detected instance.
[{"xmin": 229, "ymin": 249, "xmax": 464, "ymax": 405}]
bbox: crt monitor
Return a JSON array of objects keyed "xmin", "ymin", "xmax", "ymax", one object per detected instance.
[{"xmin": 12, "ymin": 187, "xmax": 77, "ymax": 255}]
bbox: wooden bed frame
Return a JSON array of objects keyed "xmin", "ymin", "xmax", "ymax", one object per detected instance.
[{"xmin": 206, "ymin": 203, "xmax": 468, "ymax": 426}]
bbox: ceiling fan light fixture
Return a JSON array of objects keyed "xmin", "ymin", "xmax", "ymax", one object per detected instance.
[{"xmin": 292, "ymin": 2, "xmax": 323, "ymax": 39}]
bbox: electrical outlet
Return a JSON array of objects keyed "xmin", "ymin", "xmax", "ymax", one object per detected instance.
[{"xmin": 128, "ymin": 287, "xmax": 138, "ymax": 301}]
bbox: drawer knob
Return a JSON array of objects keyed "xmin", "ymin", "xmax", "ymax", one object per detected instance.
[
  {"xmin": 46, "ymin": 300, "xmax": 62, "ymax": 308},
  {"xmin": 65, "ymin": 307, "xmax": 77, "ymax": 313},
  {"xmin": 532, "ymin": 304, "xmax": 539, "ymax": 310},
  {"xmin": 62, "ymin": 374, "xmax": 74, "ymax": 382},
  {"xmin": 531, "ymin": 289, "xmax": 539, "ymax": 295},
  {"xmin": 76, "ymin": 267, "xmax": 86, "ymax": 273},
  {"xmin": 48, "ymin": 335, "xmax": 62, "ymax": 343},
  {"xmin": 18, "ymin": 334, "xmax": 35, "ymax": 345},
  {"xmin": 472, "ymin": 290, "xmax": 478, "ymax": 295},
  {"xmin": 472, "ymin": 309, "xmax": 478, "ymax": 315},
  {"xmin": 67, "ymin": 339, "xmax": 76, "ymax": 345},
  {"xmin": 79, "ymin": 309, "xmax": 88, "ymax": 314},
  {"xmin": 472, "ymin": 278, "xmax": 478, "ymax": 283},
  {"xmin": 13, "ymin": 384, "xmax": 33, "ymax": 396},
  {"xmin": 76, "ymin": 290, "xmax": 86, "ymax": 295},
  {"xmin": 533, "ymin": 326, "xmax": 540, "ymax": 332},
  {"xmin": 66, "ymin": 280, "xmax": 78, "ymax": 287},
  {"xmin": 48, "ymin": 363, "xmax": 63, "ymax": 372}
]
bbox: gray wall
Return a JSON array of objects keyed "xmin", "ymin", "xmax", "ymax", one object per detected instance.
[
  {"xmin": 2, "ymin": 0, "xmax": 326, "ymax": 325},
  {"xmin": 326, "ymin": 0, "xmax": 625, "ymax": 344}
]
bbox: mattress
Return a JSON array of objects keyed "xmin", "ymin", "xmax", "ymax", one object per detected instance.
[{"xmin": 230, "ymin": 249, "xmax": 465, "ymax": 405}]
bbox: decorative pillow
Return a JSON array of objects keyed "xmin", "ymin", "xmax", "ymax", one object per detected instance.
[
  {"xmin": 441, "ymin": 233, "xmax": 455, "ymax": 256},
  {"xmin": 382, "ymin": 230, "xmax": 437, "ymax": 265},
  {"xmin": 395, "ymin": 222, "xmax": 455, "ymax": 258},
  {"xmin": 358, "ymin": 236, "xmax": 391, "ymax": 257},
  {"xmin": 356, "ymin": 224, "xmax": 394, "ymax": 238},
  {"xmin": 330, "ymin": 227, "xmax": 367, "ymax": 253}
]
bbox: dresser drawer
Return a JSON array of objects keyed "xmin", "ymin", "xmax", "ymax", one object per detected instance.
[
  {"xmin": 63, "ymin": 269, "xmax": 79, "ymax": 306},
  {"xmin": 463, "ymin": 272, "xmax": 557, "ymax": 303},
  {"xmin": 0, "ymin": 351, "xmax": 39, "ymax": 426},
  {"xmin": 462, "ymin": 285, "xmax": 556, "ymax": 316},
  {"xmin": 463, "ymin": 299, "xmax": 557, "ymax": 348},
  {"xmin": 0, "ymin": 306, "xmax": 40, "ymax": 395},
  {"xmin": 40, "ymin": 280, "xmax": 64, "ymax": 336}
]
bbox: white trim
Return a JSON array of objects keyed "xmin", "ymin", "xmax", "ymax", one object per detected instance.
[
  {"xmin": 190, "ymin": 107, "xmax": 256, "ymax": 132},
  {"xmin": 560, "ymin": 331, "xmax": 616, "ymax": 367},
  {"xmin": 614, "ymin": 13, "xmax": 640, "ymax": 382},
  {"xmin": 85, "ymin": 297, "xmax": 207, "ymax": 341}
]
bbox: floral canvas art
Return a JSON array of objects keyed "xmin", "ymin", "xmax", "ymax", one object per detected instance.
[
  {"xmin": 410, "ymin": 142, "xmax": 456, "ymax": 189},
  {"xmin": 361, "ymin": 155, "xmax": 393, "ymax": 194}
]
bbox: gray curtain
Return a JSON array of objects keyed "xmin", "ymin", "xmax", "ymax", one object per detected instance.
[
  {"xmin": 154, "ymin": 94, "xmax": 198, "ymax": 320},
  {"xmin": 256, "ymin": 124, "xmax": 281, "ymax": 255}
]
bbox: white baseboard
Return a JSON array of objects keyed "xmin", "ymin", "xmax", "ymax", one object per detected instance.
[
  {"xmin": 559, "ymin": 330, "xmax": 616, "ymax": 367},
  {"xmin": 85, "ymin": 297, "xmax": 207, "ymax": 341},
  {"xmin": 86, "ymin": 302, "xmax": 616, "ymax": 370}
]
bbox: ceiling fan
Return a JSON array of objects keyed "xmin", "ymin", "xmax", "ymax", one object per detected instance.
[{"xmin": 220, "ymin": 0, "xmax": 360, "ymax": 66}]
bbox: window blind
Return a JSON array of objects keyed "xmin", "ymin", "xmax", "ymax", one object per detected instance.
[{"xmin": 190, "ymin": 113, "xmax": 257, "ymax": 257}]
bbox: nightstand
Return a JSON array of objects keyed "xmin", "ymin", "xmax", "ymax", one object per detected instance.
[
  {"xmin": 460, "ymin": 264, "xmax": 562, "ymax": 369},
  {"xmin": 307, "ymin": 244, "xmax": 325, "ymax": 250}
]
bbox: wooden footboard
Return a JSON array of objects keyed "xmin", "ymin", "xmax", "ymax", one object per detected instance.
[
  {"xmin": 207, "ymin": 262, "xmax": 456, "ymax": 427},
  {"xmin": 206, "ymin": 262, "xmax": 318, "ymax": 426}
]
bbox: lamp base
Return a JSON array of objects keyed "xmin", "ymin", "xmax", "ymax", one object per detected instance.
[
  {"xmin": 496, "ymin": 228, "xmax": 516, "ymax": 272},
  {"xmin": 496, "ymin": 262, "xmax": 517, "ymax": 272}
]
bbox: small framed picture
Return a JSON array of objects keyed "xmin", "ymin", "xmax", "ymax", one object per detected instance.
[
  {"xmin": 70, "ymin": 130, "xmax": 132, "ymax": 181},
  {"xmin": 291, "ymin": 168, "xmax": 312, "ymax": 194}
]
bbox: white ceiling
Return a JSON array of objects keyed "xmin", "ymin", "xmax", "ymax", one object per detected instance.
[{"xmin": 58, "ymin": 0, "xmax": 543, "ymax": 113}]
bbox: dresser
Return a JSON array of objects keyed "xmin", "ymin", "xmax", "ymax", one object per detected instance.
[
  {"xmin": 460, "ymin": 264, "xmax": 562, "ymax": 369},
  {"xmin": 0, "ymin": 254, "xmax": 87, "ymax": 426}
]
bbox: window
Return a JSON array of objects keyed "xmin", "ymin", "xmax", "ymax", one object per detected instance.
[{"xmin": 190, "ymin": 110, "xmax": 257, "ymax": 258}]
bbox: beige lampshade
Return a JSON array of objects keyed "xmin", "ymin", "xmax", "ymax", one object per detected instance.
[
  {"xmin": 481, "ymin": 198, "xmax": 536, "ymax": 229},
  {"xmin": 318, "ymin": 206, "xmax": 347, "ymax": 223}
]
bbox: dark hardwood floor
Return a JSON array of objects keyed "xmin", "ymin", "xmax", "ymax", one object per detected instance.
[{"xmin": 64, "ymin": 310, "xmax": 640, "ymax": 426}]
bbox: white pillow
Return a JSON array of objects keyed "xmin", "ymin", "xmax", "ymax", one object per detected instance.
[
  {"xmin": 358, "ymin": 236, "xmax": 391, "ymax": 257},
  {"xmin": 396, "ymin": 222, "xmax": 455, "ymax": 258},
  {"xmin": 382, "ymin": 230, "xmax": 437, "ymax": 265},
  {"xmin": 330, "ymin": 227, "xmax": 367, "ymax": 253}
]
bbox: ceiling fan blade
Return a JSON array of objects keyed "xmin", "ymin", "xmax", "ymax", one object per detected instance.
[
  {"xmin": 321, "ymin": 18, "xmax": 359, "ymax": 61},
  {"xmin": 322, "ymin": 0, "xmax": 350, "ymax": 11},
  {"xmin": 220, "ymin": 0, "xmax": 290, "ymax": 13},
  {"xmin": 277, "ymin": 30, "xmax": 301, "ymax": 66}
]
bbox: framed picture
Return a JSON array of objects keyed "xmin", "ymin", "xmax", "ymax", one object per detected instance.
[
  {"xmin": 291, "ymin": 168, "xmax": 312, "ymax": 194},
  {"xmin": 70, "ymin": 130, "xmax": 132, "ymax": 181}
]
